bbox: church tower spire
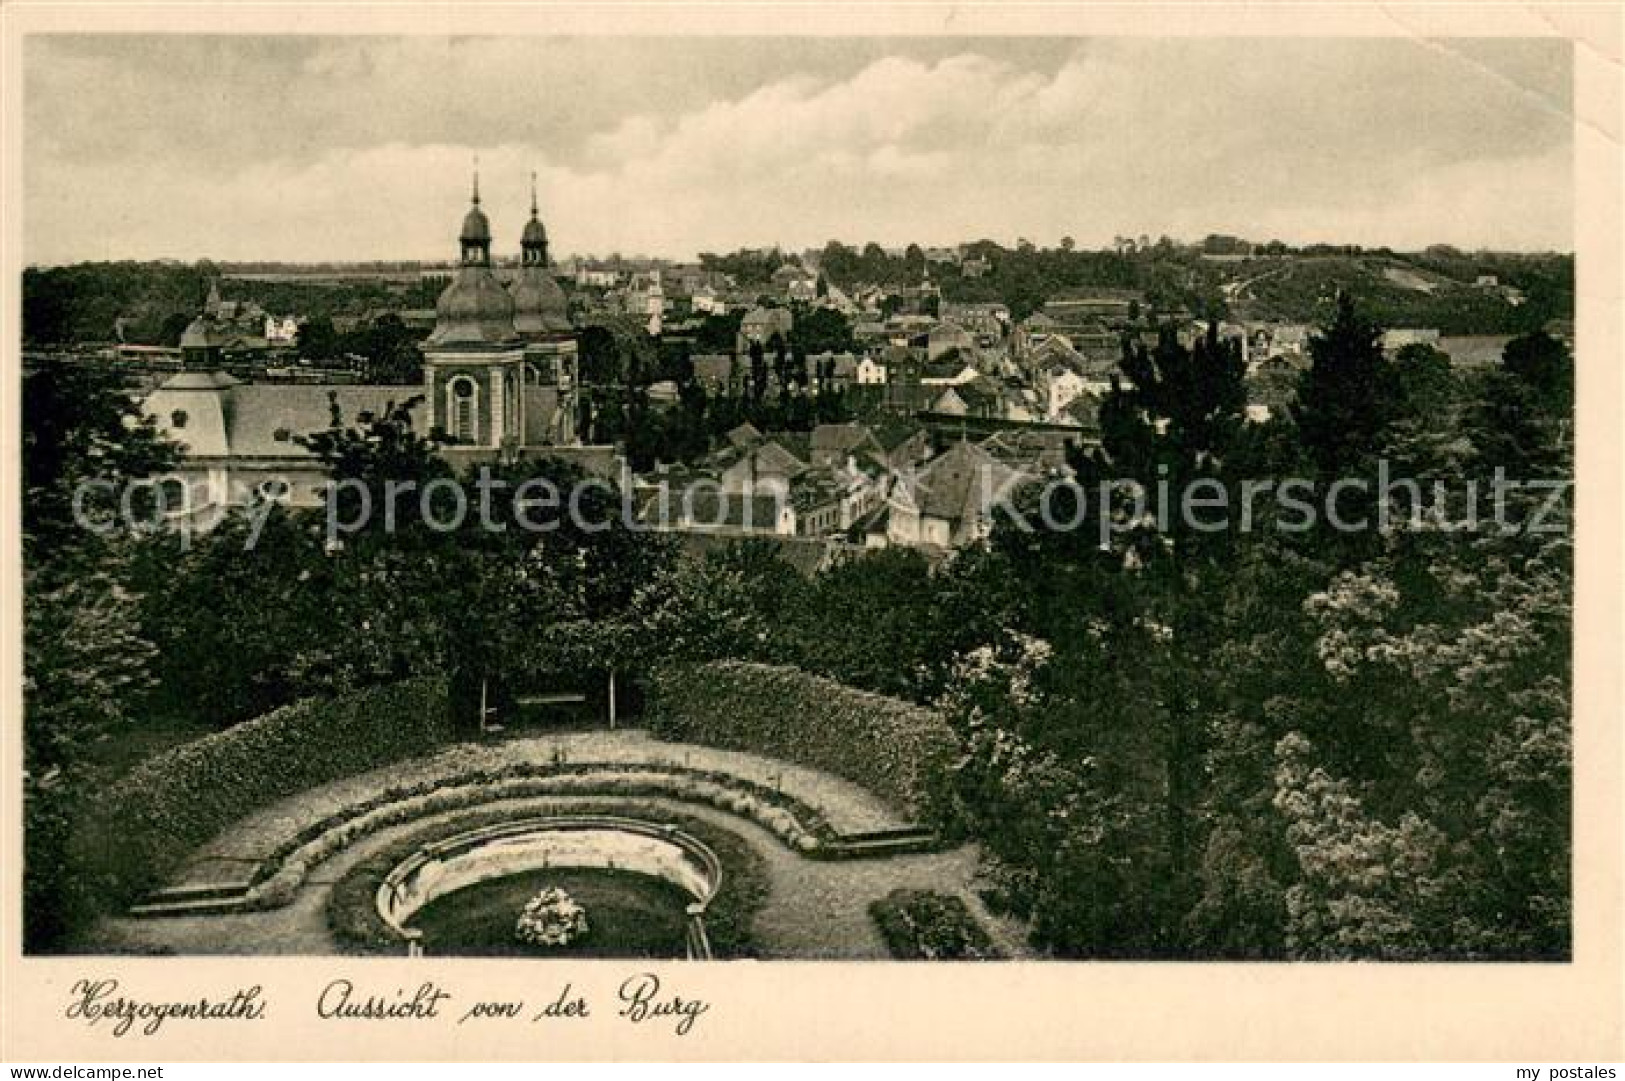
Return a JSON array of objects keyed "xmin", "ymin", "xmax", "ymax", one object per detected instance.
[
  {"xmin": 520, "ymin": 170, "xmax": 550, "ymax": 269},
  {"xmin": 459, "ymin": 162, "xmax": 491, "ymax": 268}
]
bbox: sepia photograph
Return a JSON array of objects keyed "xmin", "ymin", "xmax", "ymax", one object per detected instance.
[{"xmin": 3, "ymin": 3, "xmax": 1621, "ymax": 1066}]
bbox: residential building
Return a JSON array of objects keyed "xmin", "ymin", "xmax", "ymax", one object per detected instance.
[
  {"xmin": 884, "ymin": 439, "xmax": 1031, "ymax": 549},
  {"xmin": 738, "ymin": 306, "xmax": 794, "ymax": 349},
  {"xmin": 855, "ymin": 354, "xmax": 889, "ymax": 385},
  {"xmin": 961, "ymin": 255, "xmax": 992, "ymax": 279},
  {"xmin": 263, "ymin": 314, "xmax": 300, "ymax": 344},
  {"xmin": 927, "ymin": 320, "xmax": 977, "ymax": 360}
]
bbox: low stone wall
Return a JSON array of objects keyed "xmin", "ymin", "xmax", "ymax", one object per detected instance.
[{"xmin": 376, "ymin": 816, "xmax": 724, "ymax": 957}]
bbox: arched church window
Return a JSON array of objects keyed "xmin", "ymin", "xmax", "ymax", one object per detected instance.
[{"xmin": 448, "ymin": 376, "xmax": 478, "ymax": 443}]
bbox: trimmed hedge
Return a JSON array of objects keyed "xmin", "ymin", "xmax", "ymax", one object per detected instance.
[
  {"xmin": 84, "ymin": 676, "xmax": 450, "ymax": 907},
  {"xmin": 646, "ymin": 661, "xmax": 955, "ymax": 818},
  {"xmin": 869, "ymin": 888, "xmax": 1000, "ymax": 960}
]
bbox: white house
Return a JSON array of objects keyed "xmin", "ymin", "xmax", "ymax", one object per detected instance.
[
  {"xmin": 855, "ymin": 355, "xmax": 889, "ymax": 385},
  {"xmin": 264, "ymin": 314, "xmax": 300, "ymax": 344},
  {"xmin": 1041, "ymin": 364, "xmax": 1091, "ymax": 423},
  {"xmin": 885, "ymin": 440, "xmax": 1031, "ymax": 549}
]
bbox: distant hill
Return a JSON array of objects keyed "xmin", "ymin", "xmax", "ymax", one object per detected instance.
[
  {"xmin": 1226, "ymin": 253, "xmax": 1571, "ymax": 335},
  {"xmin": 22, "ymin": 261, "xmax": 439, "ymax": 346}
]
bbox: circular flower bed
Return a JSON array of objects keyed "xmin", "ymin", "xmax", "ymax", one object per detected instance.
[
  {"xmin": 516, "ymin": 887, "xmax": 589, "ymax": 947},
  {"xmin": 327, "ymin": 798, "xmax": 772, "ymax": 957}
]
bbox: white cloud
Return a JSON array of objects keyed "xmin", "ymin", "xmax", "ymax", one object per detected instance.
[{"xmin": 24, "ymin": 36, "xmax": 1572, "ymax": 264}]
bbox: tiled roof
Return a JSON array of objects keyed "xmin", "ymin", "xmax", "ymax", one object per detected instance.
[
  {"xmin": 759, "ymin": 433, "xmax": 811, "ymax": 469},
  {"xmin": 671, "ymin": 531, "xmax": 830, "ymax": 576},
  {"xmin": 725, "ymin": 421, "xmax": 763, "ymax": 449},
  {"xmin": 693, "ymin": 354, "xmax": 733, "ymax": 381},
  {"xmin": 908, "ymin": 440, "xmax": 1030, "ymax": 526},
  {"xmin": 810, "ymin": 422, "xmax": 879, "ymax": 460},
  {"xmin": 143, "ymin": 374, "xmax": 425, "ymax": 461},
  {"xmin": 679, "ymin": 489, "xmax": 787, "ymax": 530}
]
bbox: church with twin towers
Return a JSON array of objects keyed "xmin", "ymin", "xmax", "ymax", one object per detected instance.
[
  {"xmin": 143, "ymin": 174, "xmax": 598, "ymax": 526},
  {"xmin": 423, "ymin": 170, "xmax": 581, "ymax": 449}
]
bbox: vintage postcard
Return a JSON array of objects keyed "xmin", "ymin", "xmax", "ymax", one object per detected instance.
[{"xmin": 2, "ymin": 0, "xmax": 1621, "ymax": 1063}]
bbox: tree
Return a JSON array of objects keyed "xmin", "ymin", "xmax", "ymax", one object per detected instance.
[
  {"xmin": 578, "ymin": 324, "xmax": 623, "ymax": 386},
  {"xmin": 297, "ymin": 394, "xmax": 450, "ymax": 531},
  {"xmin": 1389, "ymin": 343, "xmax": 1455, "ymax": 420},
  {"xmin": 778, "ymin": 547, "xmax": 1009, "ymax": 703},
  {"xmin": 141, "ymin": 507, "xmax": 335, "ymax": 725},
  {"xmin": 1377, "ymin": 342, "xmax": 1462, "ymax": 481},
  {"xmin": 159, "ymin": 311, "xmax": 193, "ymax": 348},
  {"xmin": 25, "ymin": 566, "xmax": 159, "ymax": 778},
  {"xmin": 1273, "ymin": 731, "xmax": 1454, "ymax": 959},
  {"xmin": 963, "ymin": 322, "xmax": 1263, "ymax": 956},
  {"xmin": 296, "ymin": 314, "xmax": 340, "ymax": 361},
  {"xmin": 21, "ymin": 358, "xmax": 176, "ymax": 952},
  {"xmin": 1293, "ymin": 293, "xmax": 1394, "ymax": 477},
  {"xmin": 1500, "ymin": 330, "xmax": 1571, "ymax": 412},
  {"xmin": 789, "ymin": 306, "xmax": 855, "ymax": 356},
  {"xmin": 693, "ymin": 311, "xmax": 743, "ymax": 354},
  {"xmin": 356, "ymin": 313, "xmax": 422, "ymax": 384},
  {"xmin": 1274, "ymin": 534, "xmax": 1571, "ymax": 959},
  {"xmin": 22, "ymin": 359, "xmax": 180, "ymax": 563},
  {"xmin": 627, "ymin": 541, "xmax": 796, "ymax": 666},
  {"xmin": 1465, "ymin": 331, "xmax": 1573, "ymax": 484}
]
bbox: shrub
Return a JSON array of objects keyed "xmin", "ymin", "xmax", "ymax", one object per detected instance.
[
  {"xmin": 24, "ymin": 780, "xmax": 100, "ymax": 951},
  {"xmin": 326, "ymin": 799, "xmax": 771, "ymax": 958},
  {"xmin": 646, "ymin": 661, "xmax": 955, "ymax": 817},
  {"xmin": 869, "ymin": 888, "xmax": 1000, "ymax": 960},
  {"xmin": 82, "ymin": 676, "xmax": 450, "ymax": 908}
]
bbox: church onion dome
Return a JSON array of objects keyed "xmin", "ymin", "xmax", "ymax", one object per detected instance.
[
  {"xmin": 429, "ymin": 166, "xmax": 518, "ymax": 347},
  {"xmin": 430, "ymin": 269, "xmax": 517, "ymax": 346},
  {"xmin": 511, "ymin": 172, "xmax": 568, "ymax": 336},
  {"xmin": 461, "ymin": 203, "xmax": 491, "ymax": 243},
  {"xmin": 461, "ymin": 166, "xmax": 491, "ymax": 242},
  {"xmin": 510, "ymin": 269, "xmax": 572, "ymax": 337}
]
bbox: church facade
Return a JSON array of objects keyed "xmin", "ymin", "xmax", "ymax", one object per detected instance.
[
  {"xmin": 143, "ymin": 176, "xmax": 601, "ymax": 527},
  {"xmin": 422, "ymin": 173, "xmax": 579, "ymax": 450}
]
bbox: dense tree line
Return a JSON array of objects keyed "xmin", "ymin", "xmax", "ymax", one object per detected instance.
[
  {"xmin": 23, "ymin": 261, "xmax": 431, "ymax": 346},
  {"xmin": 928, "ymin": 304, "xmax": 1572, "ymax": 959},
  {"xmin": 295, "ymin": 312, "xmax": 423, "ymax": 383}
]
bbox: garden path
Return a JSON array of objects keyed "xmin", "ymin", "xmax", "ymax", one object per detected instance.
[
  {"xmin": 169, "ymin": 729, "xmax": 911, "ymax": 895},
  {"xmin": 94, "ymin": 795, "xmax": 1033, "ymax": 959}
]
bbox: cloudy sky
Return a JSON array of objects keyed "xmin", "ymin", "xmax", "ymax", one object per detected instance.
[{"xmin": 24, "ymin": 35, "xmax": 1572, "ymax": 265}]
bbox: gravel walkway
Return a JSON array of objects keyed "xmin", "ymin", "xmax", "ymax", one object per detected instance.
[{"xmin": 170, "ymin": 729, "xmax": 912, "ymax": 894}]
